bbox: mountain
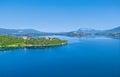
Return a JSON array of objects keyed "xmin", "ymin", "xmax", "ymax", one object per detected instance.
[
  {"xmin": 95, "ymin": 26, "xmax": 120, "ymax": 37},
  {"xmin": 104, "ymin": 26, "xmax": 120, "ymax": 37},
  {"xmin": 0, "ymin": 26, "xmax": 120, "ymax": 37},
  {"xmin": 56, "ymin": 31, "xmax": 90, "ymax": 37},
  {"xmin": 0, "ymin": 28, "xmax": 41, "ymax": 35},
  {"xmin": 0, "ymin": 28, "xmax": 91, "ymax": 37},
  {"xmin": 77, "ymin": 28, "xmax": 100, "ymax": 34},
  {"xmin": 106, "ymin": 26, "xmax": 120, "ymax": 33}
]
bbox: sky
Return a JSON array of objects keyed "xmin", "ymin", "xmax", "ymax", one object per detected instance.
[{"xmin": 0, "ymin": 0, "xmax": 120, "ymax": 32}]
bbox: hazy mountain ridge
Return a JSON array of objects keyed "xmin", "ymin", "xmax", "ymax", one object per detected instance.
[
  {"xmin": 105, "ymin": 26, "xmax": 120, "ymax": 33},
  {"xmin": 0, "ymin": 28, "xmax": 41, "ymax": 35},
  {"xmin": 0, "ymin": 26, "xmax": 120, "ymax": 37},
  {"xmin": 77, "ymin": 28, "xmax": 101, "ymax": 34},
  {"xmin": 101, "ymin": 26, "xmax": 120, "ymax": 37}
]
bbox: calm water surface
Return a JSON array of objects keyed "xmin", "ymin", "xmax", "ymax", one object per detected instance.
[{"xmin": 0, "ymin": 36, "xmax": 120, "ymax": 77}]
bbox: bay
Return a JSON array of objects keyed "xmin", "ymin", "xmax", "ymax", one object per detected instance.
[{"xmin": 0, "ymin": 36, "xmax": 120, "ymax": 77}]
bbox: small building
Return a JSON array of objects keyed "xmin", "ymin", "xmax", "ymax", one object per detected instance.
[
  {"xmin": 45, "ymin": 37, "xmax": 50, "ymax": 39},
  {"xmin": 22, "ymin": 36, "xmax": 28, "ymax": 40}
]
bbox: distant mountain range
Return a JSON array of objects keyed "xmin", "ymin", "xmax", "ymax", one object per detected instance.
[
  {"xmin": 0, "ymin": 26, "xmax": 120, "ymax": 37},
  {"xmin": 77, "ymin": 28, "xmax": 100, "ymax": 34},
  {"xmin": 65, "ymin": 26, "xmax": 120, "ymax": 37},
  {"xmin": 0, "ymin": 28, "xmax": 41, "ymax": 35},
  {"xmin": 98, "ymin": 26, "xmax": 120, "ymax": 37},
  {"xmin": 105, "ymin": 26, "xmax": 120, "ymax": 33}
]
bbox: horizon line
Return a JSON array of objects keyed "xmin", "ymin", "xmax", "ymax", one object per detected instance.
[{"xmin": 0, "ymin": 26, "xmax": 119, "ymax": 33}]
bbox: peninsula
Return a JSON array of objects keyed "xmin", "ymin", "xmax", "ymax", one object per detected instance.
[{"xmin": 0, "ymin": 36, "xmax": 68, "ymax": 48}]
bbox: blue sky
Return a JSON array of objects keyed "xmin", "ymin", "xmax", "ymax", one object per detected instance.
[{"xmin": 0, "ymin": 0, "xmax": 120, "ymax": 32}]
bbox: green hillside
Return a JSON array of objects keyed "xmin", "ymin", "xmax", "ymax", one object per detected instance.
[{"xmin": 0, "ymin": 36, "xmax": 68, "ymax": 48}]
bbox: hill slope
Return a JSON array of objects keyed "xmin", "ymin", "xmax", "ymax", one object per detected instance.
[
  {"xmin": 106, "ymin": 26, "xmax": 120, "ymax": 33},
  {"xmin": 0, "ymin": 28, "xmax": 41, "ymax": 35}
]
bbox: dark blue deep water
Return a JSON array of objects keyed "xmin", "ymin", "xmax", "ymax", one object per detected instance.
[{"xmin": 0, "ymin": 36, "xmax": 120, "ymax": 77}]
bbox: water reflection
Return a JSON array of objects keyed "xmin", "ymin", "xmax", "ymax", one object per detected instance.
[
  {"xmin": 0, "ymin": 45, "xmax": 66, "ymax": 52},
  {"xmin": 0, "ymin": 47, "xmax": 19, "ymax": 52}
]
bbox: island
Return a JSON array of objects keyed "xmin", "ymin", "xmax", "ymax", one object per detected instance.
[{"xmin": 0, "ymin": 36, "xmax": 68, "ymax": 48}]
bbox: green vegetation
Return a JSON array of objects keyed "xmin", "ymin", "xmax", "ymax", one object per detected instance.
[{"xmin": 0, "ymin": 36, "xmax": 68, "ymax": 48}]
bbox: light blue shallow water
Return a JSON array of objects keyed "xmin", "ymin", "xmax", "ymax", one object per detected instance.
[{"xmin": 0, "ymin": 36, "xmax": 120, "ymax": 77}]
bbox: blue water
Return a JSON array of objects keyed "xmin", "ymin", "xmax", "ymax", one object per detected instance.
[{"xmin": 0, "ymin": 36, "xmax": 120, "ymax": 77}]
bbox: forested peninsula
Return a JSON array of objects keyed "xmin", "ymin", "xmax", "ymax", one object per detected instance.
[{"xmin": 0, "ymin": 36, "xmax": 68, "ymax": 48}]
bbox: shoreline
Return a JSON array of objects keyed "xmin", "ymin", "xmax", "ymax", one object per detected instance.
[{"xmin": 0, "ymin": 42, "xmax": 68, "ymax": 50}]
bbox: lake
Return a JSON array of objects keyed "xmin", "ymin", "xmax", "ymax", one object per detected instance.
[{"xmin": 0, "ymin": 36, "xmax": 120, "ymax": 77}]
